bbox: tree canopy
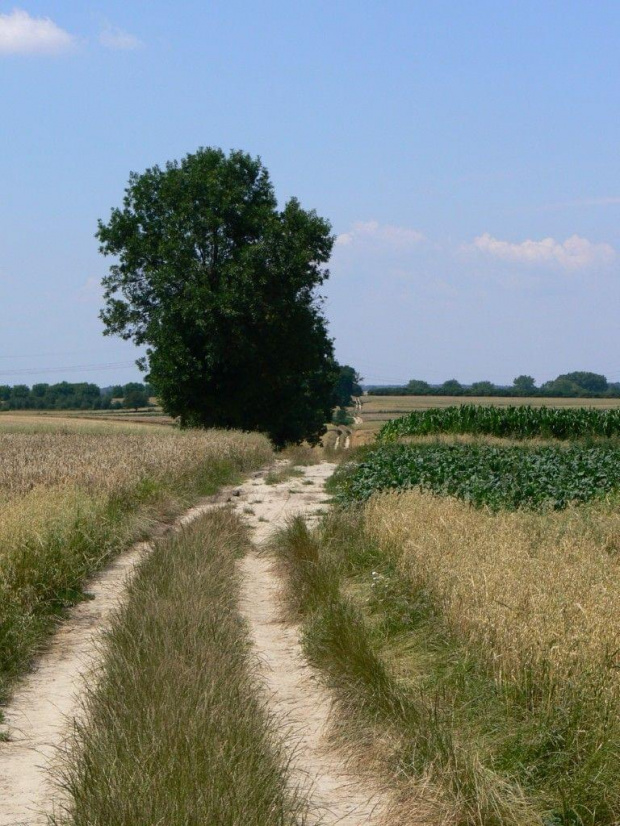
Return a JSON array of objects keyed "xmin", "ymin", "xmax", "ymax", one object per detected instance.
[
  {"xmin": 406, "ymin": 379, "xmax": 431, "ymax": 394},
  {"xmin": 333, "ymin": 365, "xmax": 363, "ymax": 408},
  {"xmin": 0, "ymin": 381, "xmax": 120, "ymax": 411},
  {"xmin": 98, "ymin": 147, "xmax": 338, "ymax": 446},
  {"xmin": 513, "ymin": 375, "xmax": 537, "ymax": 394},
  {"xmin": 470, "ymin": 380, "xmax": 496, "ymax": 395},
  {"xmin": 123, "ymin": 388, "xmax": 150, "ymax": 410},
  {"xmin": 441, "ymin": 379, "xmax": 464, "ymax": 395},
  {"xmin": 551, "ymin": 371, "xmax": 607, "ymax": 394}
]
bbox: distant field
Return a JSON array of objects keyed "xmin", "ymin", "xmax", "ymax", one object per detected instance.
[
  {"xmin": 355, "ymin": 395, "xmax": 620, "ymax": 441},
  {"xmin": 362, "ymin": 393, "xmax": 620, "ymax": 414},
  {"xmin": 0, "ymin": 409, "xmax": 176, "ymax": 427}
]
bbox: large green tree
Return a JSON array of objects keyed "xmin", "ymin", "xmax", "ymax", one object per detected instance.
[
  {"xmin": 555, "ymin": 371, "xmax": 607, "ymax": 394},
  {"xmin": 406, "ymin": 379, "xmax": 431, "ymax": 395},
  {"xmin": 97, "ymin": 148, "xmax": 338, "ymax": 446},
  {"xmin": 440, "ymin": 379, "xmax": 464, "ymax": 395}
]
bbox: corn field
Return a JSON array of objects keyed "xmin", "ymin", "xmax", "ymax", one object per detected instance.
[{"xmin": 379, "ymin": 403, "xmax": 620, "ymax": 441}]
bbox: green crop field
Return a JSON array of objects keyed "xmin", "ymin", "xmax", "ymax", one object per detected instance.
[
  {"xmin": 378, "ymin": 403, "xmax": 620, "ymax": 441},
  {"xmin": 352, "ymin": 395, "xmax": 620, "ymax": 444},
  {"xmin": 331, "ymin": 441, "xmax": 620, "ymax": 510}
]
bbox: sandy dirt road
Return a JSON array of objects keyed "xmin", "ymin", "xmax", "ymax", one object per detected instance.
[
  {"xmin": 236, "ymin": 462, "xmax": 390, "ymax": 824},
  {"xmin": 0, "ymin": 461, "xmax": 391, "ymax": 825}
]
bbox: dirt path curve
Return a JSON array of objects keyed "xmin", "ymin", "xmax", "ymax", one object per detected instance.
[
  {"xmin": 0, "ymin": 492, "xmax": 232, "ymax": 826},
  {"xmin": 0, "ymin": 461, "xmax": 392, "ymax": 825},
  {"xmin": 236, "ymin": 462, "xmax": 390, "ymax": 825}
]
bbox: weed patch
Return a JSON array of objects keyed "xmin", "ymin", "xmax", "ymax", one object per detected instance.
[{"xmin": 265, "ymin": 467, "xmax": 304, "ymax": 485}]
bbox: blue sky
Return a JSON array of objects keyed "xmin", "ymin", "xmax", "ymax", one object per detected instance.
[{"xmin": 2, "ymin": 1, "xmax": 620, "ymax": 387}]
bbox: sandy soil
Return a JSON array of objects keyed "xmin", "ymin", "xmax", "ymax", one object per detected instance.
[
  {"xmin": 236, "ymin": 462, "xmax": 390, "ymax": 824},
  {"xmin": 0, "ymin": 462, "xmax": 392, "ymax": 825}
]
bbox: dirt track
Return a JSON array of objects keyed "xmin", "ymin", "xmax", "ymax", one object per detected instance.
[
  {"xmin": 0, "ymin": 461, "xmax": 390, "ymax": 825},
  {"xmin": 236, "ymin": 463, "xmax": 389, "ymax": 824}
]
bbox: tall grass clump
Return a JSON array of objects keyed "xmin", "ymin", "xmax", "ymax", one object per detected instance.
[
  {"xmin": 0, "ymin": 421, "xmax": 272, "ymax": 707},
  {"xmin": 54, "ymin": 509, "xmax": 307, "ymax": 826},
  {"xmin": 272, "ymin": 516, "xmax": 539, "ymax": 825},
  {"xmin": 379, "ymin": 403, "xmax": 620, "ymax": 441}
]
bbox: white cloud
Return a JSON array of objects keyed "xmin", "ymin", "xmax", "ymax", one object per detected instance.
[
  {"xmin": 468, "ymin": 232, "xmax": 615, "ymax": 270},
  {"xmin": 336, "ymin": 220, "xmax": 425, "ymax": 248},
  {"xmin": 0, "ymin": 9, "xmax": 74, "ymax": 55},
  {"xmin": 99, "ymin": 25, "xmax": 142, "ymax": 51}
]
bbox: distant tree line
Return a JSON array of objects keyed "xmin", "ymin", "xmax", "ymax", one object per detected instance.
[
  {"xmin": 0, "ymin": 367, "xmax": 363, "ymax": 420},
  {"xmin": 369, "ymin": 372, "xmax": 620, "ymax": 398},
  {"xmin": 0, "ymin": 382, "xmax": 153, "ymax": 411}
]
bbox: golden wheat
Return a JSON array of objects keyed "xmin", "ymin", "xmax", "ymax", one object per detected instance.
[
  {"xmin": 0, "ymin": 420, "xmax": 271, "ymax": 501},
  {"xmin": 365, "ymin": 490, "xmax": 620, "ymax": 694},
  {"xmin": 0, "ymin": 418, "xmax": 272, "ymax": 701}
]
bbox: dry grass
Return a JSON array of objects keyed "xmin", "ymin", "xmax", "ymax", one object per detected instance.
[
  {"xmin": 272, "ymin": 515, "xmax": 543, "ymax": 825},
  {"xmin": 0, "ymin": 418, "xmax": 270, "ymax": 500},
  {"xmin": 278, "ymin": 434, "xmax": 348, "ymax": 463},
  {"xmin": 279, "ymin": 443, "xmax": 323, "ymax": 465},
  {"xmin": 0, "ymin": 419, "xmax": 272, "ymax": 706},
  {"xmin": 362, "ymin": 490, "xmax": 620, "ymax": 821},
  {"xmin": 54, "ymin": 509, "xmax": 307, "ymax": 825},
  {"xmin": 272, "ymin": 485, "xmax": 620, "ymax": 822},
  {"xmin": 365, "ymin": 490, "xmax": 620, "ymax": 698}
]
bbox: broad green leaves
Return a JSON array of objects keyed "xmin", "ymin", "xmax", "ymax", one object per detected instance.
[
  {"xmin": 97, "ymin": 148, "xmax": 337, "ymax": 446},
  {"xmin": 333, "ymin": 443, "xmax": 620, "ymax": 511}
]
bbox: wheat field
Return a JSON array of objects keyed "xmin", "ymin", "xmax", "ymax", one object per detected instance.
[{"xmin": 0, "ymin": 417, "xmax": 272, "ymax": 705}]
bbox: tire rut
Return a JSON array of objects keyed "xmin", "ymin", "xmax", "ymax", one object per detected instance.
[{"xmin": 236, "ymin": 462, "xmax": 390, "ymax": 824}]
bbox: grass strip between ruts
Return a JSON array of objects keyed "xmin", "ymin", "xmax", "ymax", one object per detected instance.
[{"xmin": 53, "ymin": 508, "xmax": 307, "ymax": 826}]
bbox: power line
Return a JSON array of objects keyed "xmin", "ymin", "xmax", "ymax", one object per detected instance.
[
  {"xmin": 0, "ymin": 361, "xmax": 137, "ymax": 378},
  {"xmin": 0, "ymin": 349, "xmax": 133, "ymax": 361}
]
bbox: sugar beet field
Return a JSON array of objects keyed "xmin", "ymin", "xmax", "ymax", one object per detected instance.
[{"xmin": 3, "ymin": 407, "xmax": 620, "ymax": 824}]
